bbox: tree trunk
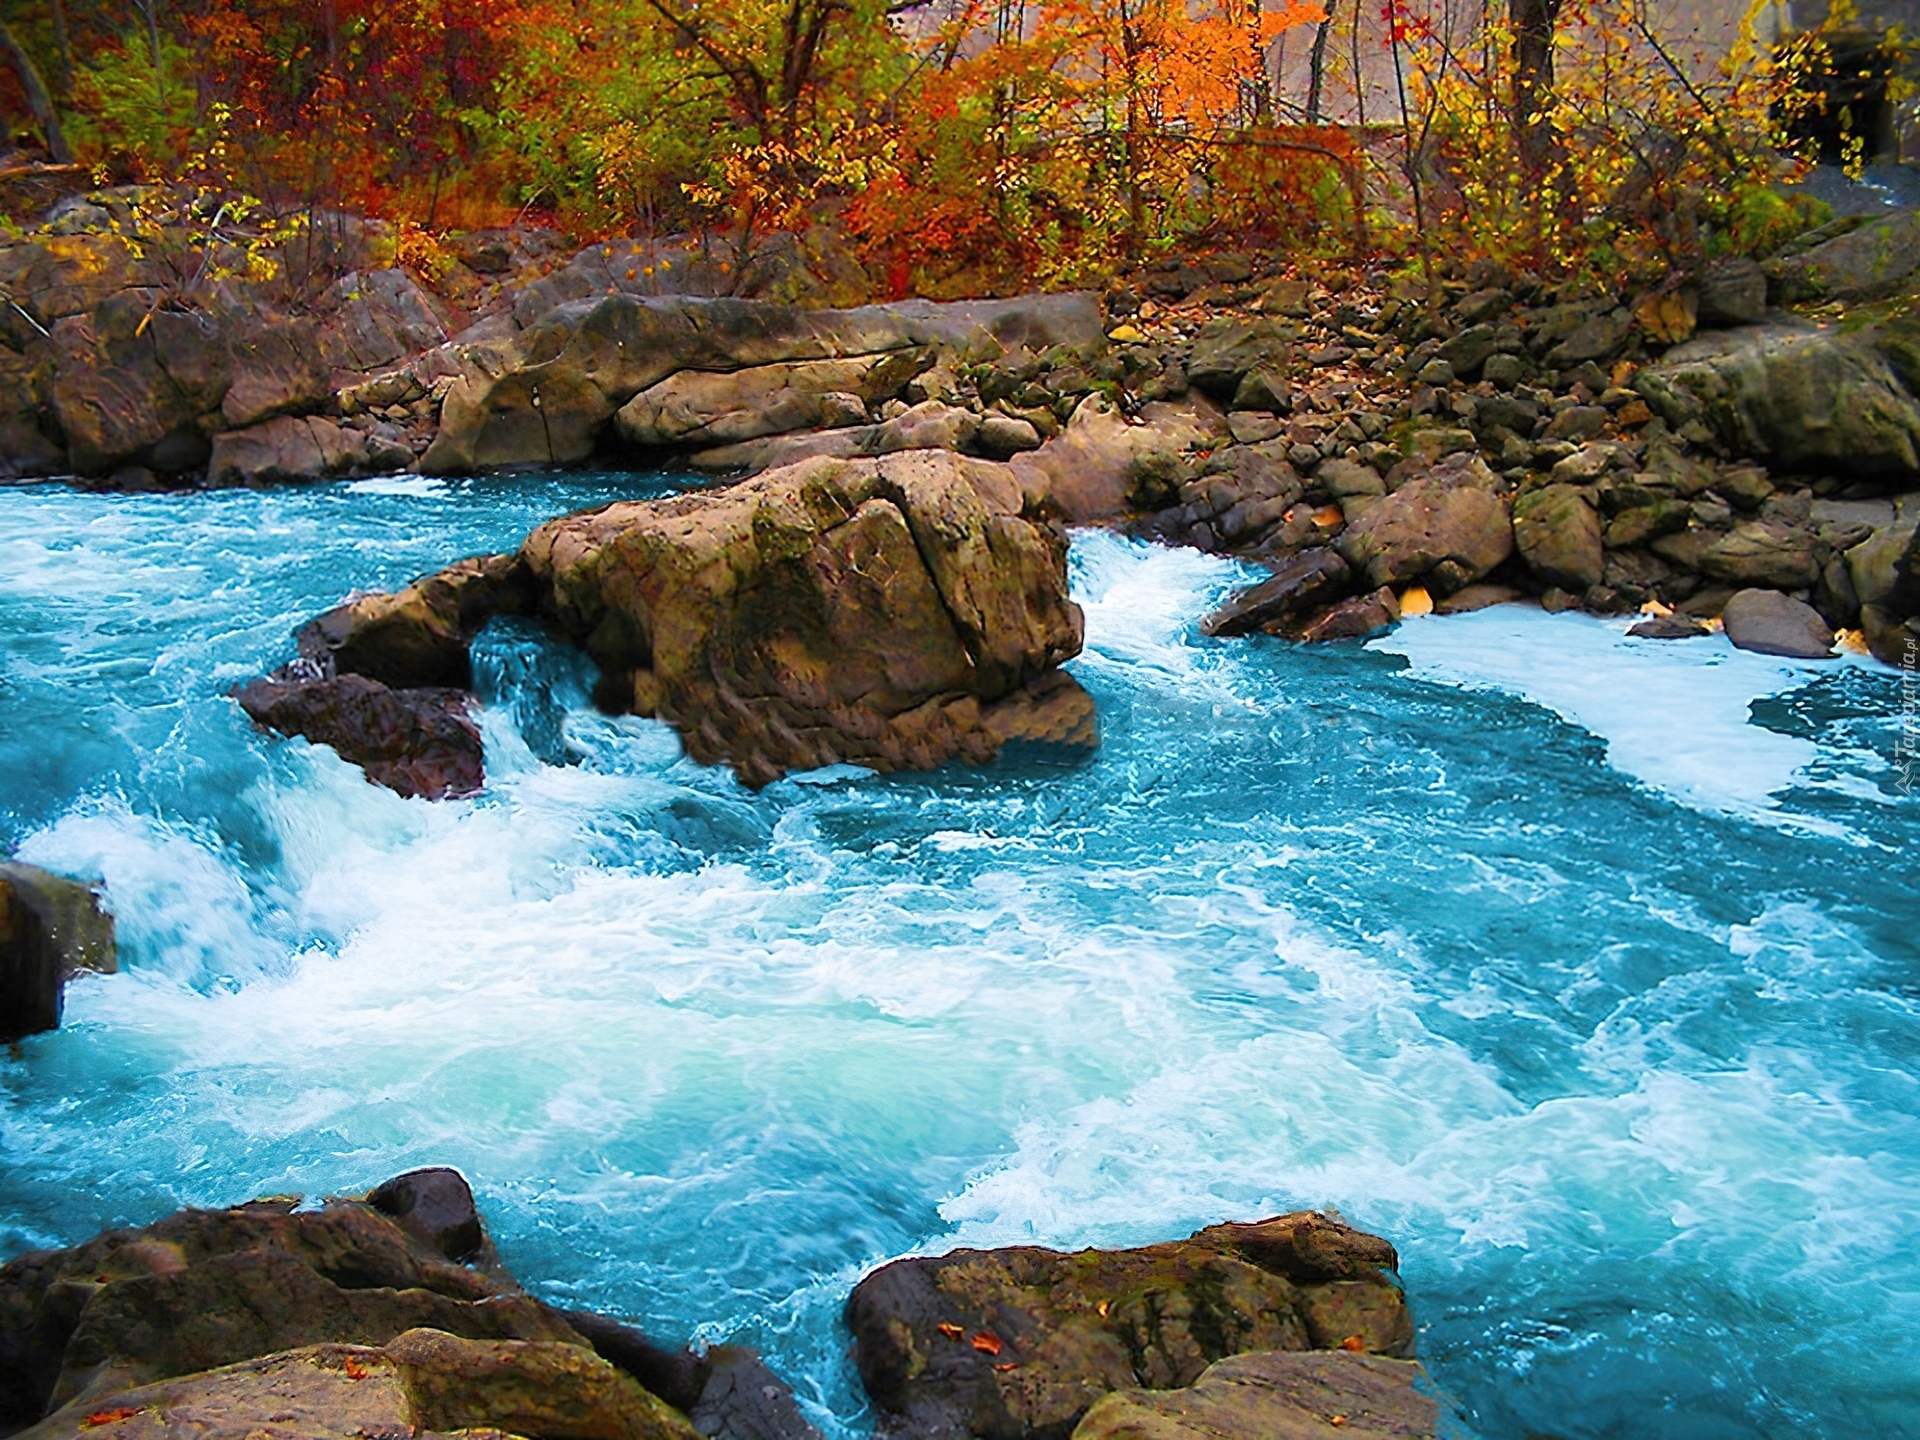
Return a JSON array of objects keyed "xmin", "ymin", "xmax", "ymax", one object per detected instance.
[
  {"xmin": 1306, "ymin": 3, "xmax": 1333, "ymax": 123},
  {"xmin": 49, "ymin": 0, "xmax": 72, "ymax": 95},
  {"xmin": 1510, "ymin": 0, "xmax": 1560, "ymax": 177},
  {"xmin": 0, "ymin": 18, "xmax": 73, "ymax": 162}
]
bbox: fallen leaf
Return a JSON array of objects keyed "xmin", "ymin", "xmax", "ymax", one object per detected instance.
[
  {"xmin": 937, "ymin": 1322, "xmax": 965, "ymax": 1340},
  {"xmin": 993, "ymin": 1362, "xmax": 1019, "ymax": 1372},
  {"xmin": 343, "ymin": 1358, "xmax": 371, "ymax": 1380},
  {"xmin": 1837, "ymin": 628, "xmax": 1869, "ymax": 654},
  {"xmin": 1398, "ymin": 585, "xmax": 1433, "ymax": 617},
  {"xmin": 1313, "ymin": 505, "xmax": 1344, "ymax": 527},
  {"xmin": 971, "ymin": 1332, "xmax": 1004, "ymax": 1355},
  {"xmin": 81, "ymin": 1410, "xmax": 142, "ymax": 1429},
  {"xmin": 1341, "ymin": 1335, "xmax": 1367, "ymax": 1352},
  {"xmin": 1330, "ymin": 1416, "xmax": 1348, "ymax": 1427},
  {"xmin": 1096, "ymin": 1300, "xmax": 1110, "ymax": 1318}
]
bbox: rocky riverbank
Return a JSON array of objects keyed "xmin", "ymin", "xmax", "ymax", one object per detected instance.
[{"xmin": 0, "ymin": 1169, "xmax": 1435, "ymax": 1440}]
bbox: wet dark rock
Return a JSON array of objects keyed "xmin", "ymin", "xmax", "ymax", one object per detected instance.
[
  {"xmin": 845, "ymin": 1212, "xmax": 1412, "ymax": 1440},
  {"xmin": 1626, "ymin": 613, "xmax": 1710, "ymax": 639},
  {"xmin": 233, "ymin": 675, "xmax": 485, "ymax": 800},
  {"xmin": 367, "ymin": 1170, "xmax": 498, "ymax": 1270},
  {"xmin": 1768, "ymin": 209, "xmax": 1920, "ymax": 305},
  {"xmin": 688, "ymin": 1347, "xmax": 821, "ymax": 1440},
  {"xmin": 1282, "ymin": 586, "xmax": 1401, "ymax": 642},
  {"xmin": 207, "ymin": 415, "xmax": 413, "ymax": 487},
  {"xmin": 559, "ymin": 1313, "xmax": 709, "ymax": 1415},
  {"xmin": 0, "ymin": 864, "xmax": 116, "ymax": 1045},
  {"xmin": 1200, "ymin": 550, "xmax": 1352, "ymax": 637},
  {"xmin": 1721, "ymin": 588, "xmax": 1836, "ymax": 658}
]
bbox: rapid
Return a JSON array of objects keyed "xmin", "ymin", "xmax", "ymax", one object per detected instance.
[{"xmin": 1, "ymin": 475, "xmax": 1915, "ymax": 1439}]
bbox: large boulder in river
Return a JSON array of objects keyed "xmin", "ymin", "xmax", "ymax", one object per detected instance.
[
  {"xmin": 420, "ymin": 293, "xmax": 1104, "ymax": 475},
  {"xmin": 1634, "ymin": 321, "xmax": 1920, "ymax": 477},
  {"xmin": 1070, "ymin": 1351, "xmax": 1438, "ymax": 1440},
  {"xmin": 0, "ymin": 864, "xmax": 115, "ymax": 1044},
  {"xmin": 1335, "ymin": 456, "xmax": 1512, "ymax": 596},
  {"xmin": 290, "ymin": 451, "xmax": 1090, "ymax": 789},
  {"xmin": 845, "ymin": 1212, "xmax": 1413, "ymax": 1440},
  {"xmin": 613, "ymin": 351, "xmax": 931, "ymax": 449}
]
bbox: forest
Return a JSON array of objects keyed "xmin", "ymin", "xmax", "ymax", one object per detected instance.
[{"xmin": 0, "ymin": 0, "xmax": 1870, "ymax": 295}]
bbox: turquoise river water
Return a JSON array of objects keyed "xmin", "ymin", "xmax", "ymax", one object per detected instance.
[{"xmin": 0, "ymin": 474, "xmax": 1916, "ymax": 1439}]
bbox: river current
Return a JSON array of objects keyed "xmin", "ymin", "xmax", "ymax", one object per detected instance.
[{"xmin": 0, "ymin": 474, "xmax": 1915, "ymax": 1439}]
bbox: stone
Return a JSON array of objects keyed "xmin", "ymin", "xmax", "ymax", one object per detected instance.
[
  {"xmin": 298, "ymin": 552, "xmax": 540, "ymax": 690},
  {"xmin": 687, "ymin": 1346, "xmax": 821, "ymax": 1440},
  {"xmin": 1545, "ymin": 308, "xmax": 1634, "ymax": 368},
  {"xmin": 1008, "ymin": 395, "xmax": 1229, "ymax": 521},
  {"xmin": 1433, "ymin": 582, "xmax": 1522, "ymax": 614},
  {"xmin": 1627, "ymin": 614, "xmax": 1710, "ymax": 639},
  {"xmin": 423, "ymin": 293, "xmax": 1105, "ymax": 474},
  {"xmin": 1187, "ymin": 319, "xmax": 1296, "ymax": 398},
  {"xmin": 1541, "ymin": 405, "xmax": 1607, "ymax": 443},
  {"xmin": 233, "ymin": 676, "xmax": 485, "ymax": 800},
  {"xmin": 1862, "ymin": 603, "xmax": 1920, "ymax": 665},
  {"xmin": 1699, "ymin": 522, "xmax": 1819, "ymax": 590},
  {"xmin": 1720, "ymin": 588, "xmax": 1835, "ymax": 658},
  {"xmin": 1697, "ymin": 259, "xmax": 1767, "ymax": 328},
  {"xmin": 1336, "ymin": 474, "xmax": 1512, "ymax": 597},
  {"xmin": 1604, "ymin": 498, "xmax": 1690, "ymax": 549},
  {"xmin": 845, "ymin": 1213, "xmax": 1411, "ymax": 1440},
  {"xmin": 1069, "ymin": 1351, "xmax": 1438, "ymax": 1440},
  {"xmin": 0, "ymin": 1193, "xmax": 581, "ymax": 1428},
  {"xmin": 1282, "ymin": 587, "xmax": 1401, "ymax": 642},
  {"xmin": 366, "ymin": 1170, "xmax": 498, "ymax": 1271},
  {"xmin": 1317, "ymin": 459, "xmax": 1385, "ymax": 499},
  {"xmin": 1635, "ymin": 321, "xmax": 1920, "ymax": 478},
  {"xmin": 1768, "ymin": 209, "xmax": 1920, "ymax": 305},
  {"xmin": 1231, "ymin": 367, "xmax": 1292, "ymax": 414},
  {"xmin": 1415, "ymin": 359, "xmax": 1455, "ymax": 387},
  {"xmin": 1437, "ymin": 323, "xmax": 1499, "ymax": 378},
  {"xmin": 818, "ymin": 392, "xmax": 870, "ymax": 429},
  {"xmin": 315, "ymin": 270, "xmax": 450, "ymax": 373},
  {"xmin": 1199, "ymin": 550, "xmax": 1352, "ymax": 637},
  {"xmin": 1848, "ymin": 511, "xmax": 1920, "ymax": 617},
  {"xmin": 207, "ymin": 416, "xmax": 413, "ymax": 487},
  {"xmin": 1513, "ymin": 484, "xmax": 1604, "ymax": 592},
  {"xmin": 613, "ymin": 353, "xmax": 930, "ymax": 448},
  {"xmin": 975, "ymin": 414, "xmax": 1043, "ymax": 460},
  {"xmin": 384, "ymin": 1328, "xmax": 699, "ymax": 1440},
  {"xmin": 689, "ymin": 401, "xmax": 982, "ymax": 474},
  {"xmin": 0, "ymin": 864, "xmax": 116, "ymax": 1045},
  {"xmin": 1481, "ymin": 352, "xmax": 1527, "ymax": 389}
]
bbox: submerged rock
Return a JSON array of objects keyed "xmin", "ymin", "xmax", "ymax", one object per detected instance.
[
  {"xmin": 233, "ymin": 675, "xmax": 485, "ymax": 800},
  {"xmin": 1070, "ymin": 1350, "xmax": 1437, "ymax": 1439},
  {"xmin": 0, "ymin": 863, "xmax": 116, "ymax": 1045},
  {"xmin": 845, "ymin": 1212, "xmax": 1412, "ymax": 1440}
]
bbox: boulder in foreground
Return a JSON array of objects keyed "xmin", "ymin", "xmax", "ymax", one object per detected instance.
[
  {"xmin": 0, "ymin": 1168, "xmax": 816, "ymax": 1440},
  {"xmin": 845, "ymin": 1211, "xmax": 1413, "ymax": 1439}
]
